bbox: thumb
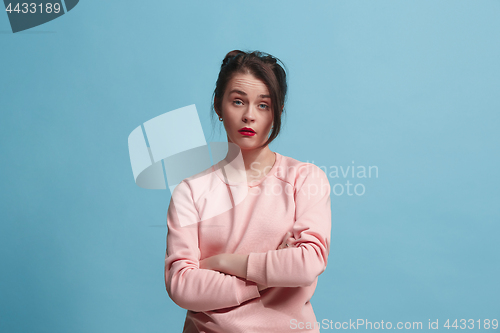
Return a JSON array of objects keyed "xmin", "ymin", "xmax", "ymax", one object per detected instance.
[{"xmin": 279, "ymin": 231, "xmax": 293, "ymax": 248}]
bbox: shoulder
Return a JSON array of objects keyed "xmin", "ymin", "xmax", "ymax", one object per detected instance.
[
  {"xmin": 275, "ymin": 154, "xmax": 330, "ymax": 191},
  {"xmin": 170, "ymin": 164, "xmax": 222, "ymax": 202}
]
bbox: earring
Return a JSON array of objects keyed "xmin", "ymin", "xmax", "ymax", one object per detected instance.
[{"xmin": 219, "ymin": 116, "xmax": 223, "ymax": 121}]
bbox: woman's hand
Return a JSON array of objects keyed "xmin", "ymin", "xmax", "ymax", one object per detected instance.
[
  {"xmin": 277, "ymin": 231, "xmax": 294, "ymax": 250},
  {"xmin": 198, "ymin": 231, "xmax": 294, "ymax": 293},
  {"xmin": 199, "ymin": 254, "xmax": 221, "ymax": 271},
  {"xmin": 200, "ymin": 255, "xmax": 269, "ymax": 293},
  {"xmin": 199, "ymin": 253, "xmax": 248, "ymax": 279}
]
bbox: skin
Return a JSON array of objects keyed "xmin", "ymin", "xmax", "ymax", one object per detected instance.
[
  {"xmin": 216, "ymin": 71, "xmax": 282, "ymax": 182},
  {"xmin": 199, "ymin": 72, "xmax": 289, "ymax": 292}
]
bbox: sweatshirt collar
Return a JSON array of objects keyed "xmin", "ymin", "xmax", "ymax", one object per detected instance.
[{"xmin": 212, "ymin": 152, "xmax": 282, "ymax": 187}]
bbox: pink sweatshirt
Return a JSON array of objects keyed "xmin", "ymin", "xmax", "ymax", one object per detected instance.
[{"xmin": 164, "ymin": 152, "xmax": 332, "ymax": 332}]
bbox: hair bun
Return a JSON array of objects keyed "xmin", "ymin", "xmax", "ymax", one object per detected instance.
[
  {"xmin": 264, "ymin": 55, "xmax": 277, "ymax": 64},
  {"xmin": 222, "ymin": 50, "xmax": 245, "ymax": 67}
]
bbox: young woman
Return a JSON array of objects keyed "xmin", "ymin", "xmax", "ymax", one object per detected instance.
[{"xmin": 164, "ymin": 50, "xmax": 332, "ymax": 332}]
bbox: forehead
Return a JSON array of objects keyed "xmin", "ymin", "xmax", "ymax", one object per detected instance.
[{"xmin": 226, "ymin": 73, "xmax": 270, "ymax": 96}]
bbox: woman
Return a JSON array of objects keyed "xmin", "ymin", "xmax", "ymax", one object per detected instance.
[{"xmin": 164, "ymin": 50, "xmax": 332, "ymax": 332}]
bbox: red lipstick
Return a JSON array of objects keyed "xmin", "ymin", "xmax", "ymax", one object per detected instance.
[{"xmin": 238, "ymin": 127, "xmax": 256, "ymax": 136}]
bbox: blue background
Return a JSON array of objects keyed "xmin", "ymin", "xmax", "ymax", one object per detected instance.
[{"xmin": 1, "ymin": 0, "xmax": 499, "ymax": 332}]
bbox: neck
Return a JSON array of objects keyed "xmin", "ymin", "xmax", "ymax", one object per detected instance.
[
  {"xmin": 221, "ymin": 144, "xmax": 276, "ymax": 182},
  {"xmin": 239, "ymin": 146, "xmax": 275, "ymax": 171}
]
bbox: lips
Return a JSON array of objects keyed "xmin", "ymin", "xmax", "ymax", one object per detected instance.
[{"xmin": 238, "ymin": 127, "xmax": 255, "ymax": 134}]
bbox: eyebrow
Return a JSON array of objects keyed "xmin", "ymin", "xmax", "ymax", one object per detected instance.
[{"xmin": 228, "ymin": 89, "xmax": 270, "ymax": 99}]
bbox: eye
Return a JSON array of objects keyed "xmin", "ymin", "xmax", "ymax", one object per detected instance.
[
  {"xmin": 259, "ymin": 103, "xmax": 269, "ymax": 109},
  {"xmin": 233, "ymin": 100, "xmax": 243, "ymax": 106}
]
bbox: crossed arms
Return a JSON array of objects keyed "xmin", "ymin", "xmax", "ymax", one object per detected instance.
[{"xmin": 164, "ymin": 165, "xmax": 331, "ymax": 312}]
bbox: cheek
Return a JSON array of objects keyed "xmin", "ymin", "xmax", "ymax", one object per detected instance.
[{"xmin": 267, "ymin": 115, "xmax": 275, "ymax": 128}]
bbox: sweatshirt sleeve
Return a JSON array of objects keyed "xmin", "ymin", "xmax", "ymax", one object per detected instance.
[
  {"xmin": 164, "ymin": 180, "xmax": 261, "ymax": 312},
  {"xmin": 246, "ymin": 164, "xmax": 332, "ymax": 287}
]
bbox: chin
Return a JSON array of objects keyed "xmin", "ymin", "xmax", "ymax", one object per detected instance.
[{"xmin": 235, "ymin": 141, "xmax": 261, "ymax": 151}]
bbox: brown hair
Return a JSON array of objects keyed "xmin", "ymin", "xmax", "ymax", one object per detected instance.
[{"xmin": 211, "ymin": 50, "xmax": 288, "ymax": 149}]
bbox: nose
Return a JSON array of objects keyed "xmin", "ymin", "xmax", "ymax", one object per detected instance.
[{"xmin": 242, "ymin": 105, "xmax": 256, "ymax": 123}]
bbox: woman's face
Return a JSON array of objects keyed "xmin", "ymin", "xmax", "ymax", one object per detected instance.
[{"xmin": 219, "ymin": 72, "xmax": 274, "ymax": 151}]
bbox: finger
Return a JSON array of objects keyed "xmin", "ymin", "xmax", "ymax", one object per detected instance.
[
  {"xmin": 277, "ymin": 231, "xmax": 293, "ymax": 250},
  {"xmin": 283, "ymin": 231, "xmax": 292, "ymax": 244},
  {"xmin": 285, "ymin": 232, "xmax": 295, "ymax": 247},
  {"xmin": 280, "ymin": 232, "xmax": 290, "ymax": 246}
]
